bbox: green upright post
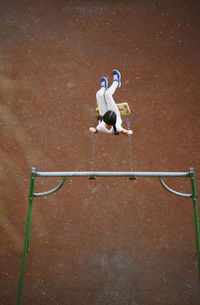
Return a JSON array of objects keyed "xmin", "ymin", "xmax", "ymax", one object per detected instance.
[
  {"xmin": 190, "ymin": 168, "xmax": 200, "ymax": 280},
  {"xmin": 17, "ymin": 167, "xmax": 36, "ymax": 305}
]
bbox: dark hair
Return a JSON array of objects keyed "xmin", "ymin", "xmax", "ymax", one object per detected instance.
[{"xmin": 97, "ymin": 110, "xmax": 119, "ymax": 135}]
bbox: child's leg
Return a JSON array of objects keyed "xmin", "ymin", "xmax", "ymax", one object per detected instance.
[
  {"xmin": 96, "ymin": 88, "xmax": 108, "ymax": 116},
  {"xmin": 104, "ymin": 81, "xmax": 121, "ymax": 117}
]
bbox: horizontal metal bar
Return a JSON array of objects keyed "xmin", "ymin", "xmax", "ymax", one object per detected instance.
[{"xmin": 35, "ymin": 171, "xmax": 190, "ymax": 178}]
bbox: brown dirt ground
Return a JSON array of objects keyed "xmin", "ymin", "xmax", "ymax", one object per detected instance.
[{"xmin": 1, "ymin": 0, "xmax": 200, "ymax": 304}]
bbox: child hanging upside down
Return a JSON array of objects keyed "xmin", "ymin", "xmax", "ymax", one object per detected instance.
[{"xmin": 89, "ymin": 69, "xmax": 133, "ymax": 136}]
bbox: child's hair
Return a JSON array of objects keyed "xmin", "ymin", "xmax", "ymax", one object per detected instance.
[{"xmin": 97, "ymin": 110, "xmax": 119, "ymax": 135}]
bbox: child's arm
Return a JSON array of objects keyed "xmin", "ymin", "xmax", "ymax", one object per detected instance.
[
  {"xmin": 120, "ymin": 128, "xmax": 133, "ymax": 136},
  {"xmin": 89, "ymin": 127, "xmax": 99, "ymax": 134}
]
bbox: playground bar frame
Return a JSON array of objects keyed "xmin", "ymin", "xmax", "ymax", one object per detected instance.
[
  {"xmin": 17, "ymin": 167, "xmax": 200, "ymax": 305},
  {"xmin": 35, "ymin": 171, "xmax": 190, "ymax": 177}
]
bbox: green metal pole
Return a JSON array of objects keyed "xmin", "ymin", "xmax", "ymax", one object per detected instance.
[
  {"xmin": 190, "ymin": 168, "xmax": 200, "ymax": 280},
  {"xmin": 17, "ymin": 167, "xmax": 36, "ymax": 305}
]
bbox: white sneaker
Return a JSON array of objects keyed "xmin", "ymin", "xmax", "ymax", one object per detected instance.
[
  {"xmin": 113, "ymin": 69, "xmax": 121, "ymax": 87},
  {"xmin": 101, "ymin": 77, "xmax": 108, "ymax": 90}
]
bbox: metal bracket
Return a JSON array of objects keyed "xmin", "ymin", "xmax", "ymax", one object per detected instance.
[
  {"xmin": 33, "ymin": 177, "xmax": 66, "ymax": 197},
  {"xmin": 159, "ymin": 177, "xmax": 192, "ymax": 198}
]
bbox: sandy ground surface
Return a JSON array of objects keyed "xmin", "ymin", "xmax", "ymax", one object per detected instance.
[{"xmin": 1, "ymin": 0, "xmax": 200, "ymax": 304}]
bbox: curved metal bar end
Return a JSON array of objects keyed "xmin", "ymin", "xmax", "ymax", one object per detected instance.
[
  {"xmin": 159, "ymin": 177, "xmax": 192, "ymax": 198},
  {"xmin": 33, "ymin": 177, "xmax": 66, "ymax": 197}
]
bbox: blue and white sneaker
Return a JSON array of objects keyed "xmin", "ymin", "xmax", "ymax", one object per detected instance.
[
  {"xmin": 113, "ymin": 69, "xmax": 121, "ymax": 87},
  {"xmin": 101, "ymin": 77, "xmax": 108, "ymax": 90}
]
